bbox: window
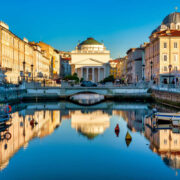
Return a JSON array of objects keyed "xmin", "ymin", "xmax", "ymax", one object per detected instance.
[
  {"xmin": 164, "ymin": 66, "xmax": 168, "ymax": 72},
  {"xmin": 174, "ymin": 54, "xmax": 178, "ymax": 62},
  {"xmin": 174, "ymin": 42, "xmax": 178, "ymax": 48},
  {"xmin": 174, "ymin": 140, "xmax": 178, "ymax": 145},
  {"xmin": 164, "ymin": 139, "xmax": 167, "ymax": 145},
  {"xmin": 164, "ymin": 42, "xmax": 167, "ymax": 48},
  {"xmin": 163, "ymin": 54, "xmax": 168, "ymax": 61}
]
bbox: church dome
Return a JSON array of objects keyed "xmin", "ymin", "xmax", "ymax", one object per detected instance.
[
  {"xmin": 79, "ymin": 37, "xmax": 102, "ymax": 45},
  {"xmin": 163, "ymin": 12, "xmax": 180, "ymax": 24}
]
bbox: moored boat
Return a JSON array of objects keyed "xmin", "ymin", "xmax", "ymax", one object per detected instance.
[{"xmin": 155, "ymin": 112, "xmax": 180, "ymax": 121}]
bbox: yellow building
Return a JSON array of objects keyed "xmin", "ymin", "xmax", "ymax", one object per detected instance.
[
  {"xmin": 29, "ymin": 42, "xmax": 49, "ymax": 79},
  {"xmin": 37, "ymin": 42, "xmax": 60, "ymax": 79},
  {"xmin": 109, "ymin": 57, "xmax": 128, "ymax": 80},
  {"xmin": 109, "ymin": 59, "xmax": 119, "ymax": 79}
]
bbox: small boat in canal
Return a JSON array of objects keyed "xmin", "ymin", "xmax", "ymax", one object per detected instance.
[
  {"xmin": 155, "ymin": 112, "xmax": 180, "ymax": 121},
  {"xmin": 154, "ymin": 111, "xmax": 180, "ymax": 126}
]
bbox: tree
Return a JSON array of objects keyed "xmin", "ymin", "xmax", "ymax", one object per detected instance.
[{"xmin": 64, "ymin": 73, "xmax": 79, "ymax": 83}]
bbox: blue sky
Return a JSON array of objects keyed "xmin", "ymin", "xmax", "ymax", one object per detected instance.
[{"xmin": 0, "ymin": 0, "xmax": 179, "ymax": 58}]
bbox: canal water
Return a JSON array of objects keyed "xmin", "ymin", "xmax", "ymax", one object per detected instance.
[{"xmin": 0, "ymin": 101, "xmax": 179, "ymax": 180}]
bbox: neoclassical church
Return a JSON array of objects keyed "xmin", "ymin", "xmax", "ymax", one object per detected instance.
[
  {"xmin": 71, "ymin": 38, "xmax": 111, "ymax": 82},
  {"xmin": 152, "ymin": 12, "xmax": 180, "ymax": 33}
]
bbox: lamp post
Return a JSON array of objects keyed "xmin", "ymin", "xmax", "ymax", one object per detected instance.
[
  {"xmin": 23, "ymin": 61, "xmax": 26, "ymax": 81},
  {"xmin": 31, "ymin": 64, "xmax": 34, "ymax": 81},
  {"xmin": 168, "ymin": 64, "xmax": 172, "ymax": 85},
  {"xmin": 142, "ymin": 64, "xmax": 145, "ymax": 81},
  {"xmin": 150, "ymin": 61, "xmax": 153, "ymax": 81}
]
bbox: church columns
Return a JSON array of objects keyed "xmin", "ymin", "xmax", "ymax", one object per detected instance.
[
  {"xmin": 78, "ymin": 66, "xmax": 105, "ymax": 82},
  {"xmin": 98, "ymin": 67, "xmax": 100, "ymax": 82},
  {"xmin": 81, "ymin": 67, "xmax": 83, "ymax": 78},
  {"xmin": 86, "ymin": 68, "xmax": 89, "ymax": 81},
  {"xmin": 92, "ymin": 68, "xmax": 94, "ymax": 82}
]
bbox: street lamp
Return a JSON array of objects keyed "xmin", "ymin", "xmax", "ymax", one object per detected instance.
[
  {"xmin": 168, "ymin": 64, "xmax": 172, "ymax": 85},
  {"xmin": 142, "ymin": 64, "xmax": 145, "ymax": 81},
  {"xmin": 150, "ymin": 61, "xmax": 153, "ymax": 81},
  {"xmin": 23, "ymin": 61, "xmax": 26, "ymax": 81},
  {"xmin": 31, "ymin": 64, "xmax": 34, "ymax": 81}
]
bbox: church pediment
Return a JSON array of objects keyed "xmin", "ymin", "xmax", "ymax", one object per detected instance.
[{"xmin": 75, "ymin": 58, "xmax": 105, "ymax": 65}]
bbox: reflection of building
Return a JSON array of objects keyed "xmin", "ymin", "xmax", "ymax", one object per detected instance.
[
  {"xmin": 71, "ymin": 38, "xmax": 111, "ymax": 82},
  {"xmin": 0, "ymin": 109, "xmax": 60, "ymax": 171},
  {"xmin": 114, "ymin": 110, "xmax": 146, "ymax": 133},
  {"xmin": 71, "ymin": 110, "xmax": 110, "ymax": 139},
  {"xmin": 145, "ymin": 117, "xmax": 180, "ymax": 170}
]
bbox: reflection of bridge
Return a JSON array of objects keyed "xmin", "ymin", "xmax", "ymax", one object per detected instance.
[
  {"xmin": 25, "ymin": 86, "xmax": 151, "ymax": 100},
  {"xmin": 23, "ymin": 102, "xmax": 149, "ymax": 111}
]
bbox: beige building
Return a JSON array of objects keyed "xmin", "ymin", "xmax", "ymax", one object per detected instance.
[
  {"xmin": 0, "ymin": 21, "xmax": 53, "ymax": 83},
  {"xmin": 71, "ymin": 38, "xmax": 111, "ymax": 82},
  {"xmin": 145, "ymin": 12, "xmax": 180, "ymax": 83},
  {"xmin": 0, "ymin": 22, "xmax": 34, "ymax": 83},
  {"xmin": 145, "ymin": 30, "xmax": 180, "ymax": 83}
]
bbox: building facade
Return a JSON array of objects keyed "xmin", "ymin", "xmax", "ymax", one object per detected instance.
[
  {"xmin": 37, "ymin": 42, "xmax": 60, "ymax": 79},
  {"xmin": 0, "ymin": 21, "xmax": 57, "ymax": 83},
  {"xmin": 60, "ymin": 52, "xmax": 71, "ymax": 78},
  {"xmin": 126, "ymin": 47, "xmax": 144, "ymax": 83},
  {"xmin": 0, "ymin": 22, "xmax": 34, "ymax": 83},
  {"xmin": 145, "ymin": 30, "xmax": 180, "ymax": 83},
  {"xmin": 145, "ymin": 12, "xmax": 180, "ymax": 83},
  {"xmin": 71, "ymin": 38, "xmax": 111, "ymax": 82}
]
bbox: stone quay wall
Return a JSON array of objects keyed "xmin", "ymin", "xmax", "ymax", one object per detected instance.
[
  {"xmin": 152, "ymin": 89, "xmax": 180, "ymax": 107},
  {"xmin": 0, "ymin": 89, "xmax": 26, "ymax": 103}
]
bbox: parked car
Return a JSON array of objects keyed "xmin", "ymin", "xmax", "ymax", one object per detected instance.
[{"xmin": 80, "ymin": 81, "xmax": 97, "ymax": 87}]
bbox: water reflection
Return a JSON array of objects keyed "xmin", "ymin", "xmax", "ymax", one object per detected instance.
[
  {"xmin": 0, "ymin": 109, "xmax": 60, "ymax": 171},
  {"xmin": 71, "ymin": 110, "xmax": 110, "ymax": 139},
  {"xmin": 145, "ymin": 117, "xmax": 180, "ymax": 171},
  {"xmin": 0, "ymin": 102, "xmax": 180, "ymax": 179}
]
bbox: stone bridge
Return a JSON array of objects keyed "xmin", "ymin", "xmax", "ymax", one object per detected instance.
[{"xmin": 24, "ymin": 86, "xmax": 151, "ymax": 101}]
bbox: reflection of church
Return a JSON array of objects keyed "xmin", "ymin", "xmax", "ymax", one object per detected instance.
[
  {"xmin": 71, "ymin": 110, "xmax": 110, "ymax": 140},
  {"xmin": 145, "ymin": 117, "xmax": 180, "ymax": 170},
  {"xmin": 71, "ymin": 38, "xmax": 111, "ymax": 82}
]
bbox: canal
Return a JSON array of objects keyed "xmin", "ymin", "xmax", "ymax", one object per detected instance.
[{"xmin": 0, "ymin": 101, "xmax": 179, "ymax": 180}]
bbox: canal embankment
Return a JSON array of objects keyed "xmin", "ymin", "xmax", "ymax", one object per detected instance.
[{"xmin": 152, "ymin": 87, "xmax": 180, "ymax": 108}]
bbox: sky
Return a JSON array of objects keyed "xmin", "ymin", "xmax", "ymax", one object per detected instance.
[{"xmin": 0, "ymin": 0, "xmax": 180, "ymax": 58}]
